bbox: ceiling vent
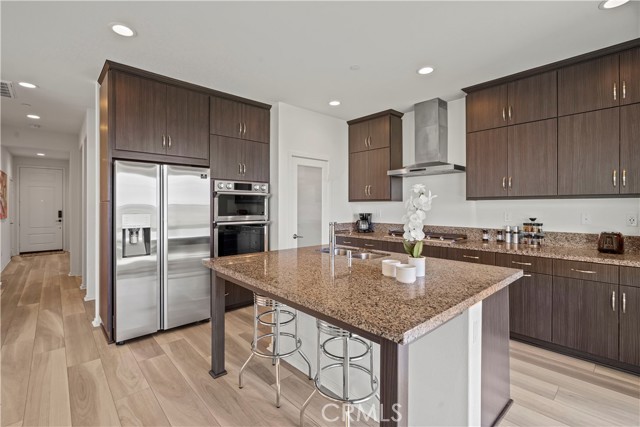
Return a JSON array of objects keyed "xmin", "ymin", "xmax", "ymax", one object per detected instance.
[{"xmin": 0, "ymin": 81, "xmax": 16, "ymax": 99}]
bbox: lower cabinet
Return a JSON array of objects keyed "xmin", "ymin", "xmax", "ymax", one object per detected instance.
[
  {"xmin": 619, "ymin": 285, "xmax": 640, "ymax": 366},
  {"xmin": 225, "ymin": 281, "xmax": 253, "ymax": 310},
  {"xmin": 552, "ymin": 277, "xmax": 619, "ymax": 360},
  {"xmin": 447, "ymin": 247, "xmax": 495, "ymax": 265},
  {"xmin": 508, "ymin": 273, "xmax": 553, "ymax": 342},
  {"xmin": 335, "ymin": 236, "xmax": 386, "ymax": 251}
]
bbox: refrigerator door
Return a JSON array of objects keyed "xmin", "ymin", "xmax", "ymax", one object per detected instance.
[
  {"xmin": 162, "ymin": 165, "xmax": 211, "ymax": 329},
  {"xmin": 115, "ymin": 161, "xmax": 161, "ymax": 342}
]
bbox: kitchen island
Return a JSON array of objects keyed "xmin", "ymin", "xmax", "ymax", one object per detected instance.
[{"xmin": 204, "ymin": 246, "xmax": 522, "ymax": 426}]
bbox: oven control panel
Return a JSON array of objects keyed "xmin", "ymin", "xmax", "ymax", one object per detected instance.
[{"xmin": 214, "ymin": 180, "xmax": 269, "ymax": 193}]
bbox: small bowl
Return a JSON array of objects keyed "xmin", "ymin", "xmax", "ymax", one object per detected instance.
[
  {"xmin": 396, "ymin": 264, "xmax": 417, "ymax": 284},
  {"xmin": 382, "ymin": 259, "xmax": 401, "ymax": 277}
]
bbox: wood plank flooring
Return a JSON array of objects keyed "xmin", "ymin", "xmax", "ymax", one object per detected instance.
[{"xmin": 1, "ymin": 253, "xmax": 638, "ymax": 426}]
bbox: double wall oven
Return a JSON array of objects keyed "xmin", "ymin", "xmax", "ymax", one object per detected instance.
[{"xmin": 213, "ymin": 180, "xmax": 270, "ymax": 257}]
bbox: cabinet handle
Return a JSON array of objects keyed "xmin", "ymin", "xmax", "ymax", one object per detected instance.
[
  {"xmin": 502, "ymin": 107, "xmax": 506, "ymax": 122},
  {"xmin": 239, "ymin": 163, "xmax": 242, "ymax": 175},
  {"xmin": 463, "ymin": 255, "xmax": 480, "ymax": 260},
  {"xmin": 239, "ymin": 122, "xmax": 243, "ymax": 136},
  {"xmin": 613, "ymin": 169, "xmax": 617, "ymax": 187},
  {"xmin": 523, "ymin": 274, "xmax": 532, "ymax": 277},
  {"xmin": 342, "ymin": 240, "xmax": 352, "ymax": 244},
  {"xmin": 367, "ymin": 185, "xmax": 372, "ymax": 196},
  {"xmin": 570, "ymin": 268, "xmax": 596, "ymax": 274},
  {"xmin": 242, "ymin": 163, "xmax": 246, "ymax": 175},
  {"xmin": 364, "ymin": 244, "xmax": 375, "ymax": 247},
  {"xmin": 162, "ymin": 134, "xmax": 166, "ymax": 148},
  {"xmin": 368, "ymin": 136, "xmax": 372, "ymax": 147},
  {"xmin": 243, "ymin": 122, "xmax": 247, "ymax": 135},
  {"xmin": 622, "ymin": 292, "xmax": 626, "ymax": 314},
  {"xmin": 508, "ymin": 176, "xmax": 512, "ymax": 189},
  {"xmin": 622, "ymin": 81, "xmax": 626, "ymax": 99},
  {"xmin": 502, "ymin": 177, "xmax": 506, "ymax": 190},
  {"xmin": 508, "ymin": 106, "xmax": 512, "ymax": 121},
  {"xmin": 613, "ymin": 82, "xmax": 617, "ymax": 101},
  {"xmin": 611, "ymin": 290, "xmax": 616, "ymax": 311},
  {"xmin": 168, "ymin": 135, "xmax": 172, "ymax": 149},
  {"xmin": 364, "ymin": 137, "xmax": 368, "ymax": 148},
  {"xmin": 364, "ymin": 186, "xmax": 367, "ymax": 196},
  {"xmin": 622, "ymin": 169, "xmax": 627, "ymax": 187},
  {"xmin": 512, "ymin": 261, "xmax": 532, "ymax": 266}
]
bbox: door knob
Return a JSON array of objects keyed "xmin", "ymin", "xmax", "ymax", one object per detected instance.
[{"xmin": 293, "ymin": 234, "xmax": 304, "ymax": 239}]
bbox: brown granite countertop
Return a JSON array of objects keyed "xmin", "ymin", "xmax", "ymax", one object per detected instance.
[
  {"xmin": 204, "ymin": 246, "xmax": 522, "ymax": 345},
  {"xmin": 336, "ymin": 231, "xmax": 640, "ymax": 267}
]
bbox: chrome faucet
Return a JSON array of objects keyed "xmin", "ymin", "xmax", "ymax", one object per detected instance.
[{"xmin": 329, "ymin": 222, "xmax": 337, "ymax": 255}]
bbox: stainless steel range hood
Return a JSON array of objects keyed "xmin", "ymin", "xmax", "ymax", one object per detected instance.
[{"xmin": 387, "ymin": 98, "xmax": 465, "ymax": 177}]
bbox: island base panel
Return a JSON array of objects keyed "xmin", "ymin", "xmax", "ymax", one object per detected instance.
[{"xmin": 210, "ymin": 274, "xmax": 227, "ymax": 377}]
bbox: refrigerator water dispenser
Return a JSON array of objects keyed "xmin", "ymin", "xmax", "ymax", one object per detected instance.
[{"xmin": 122, "ymin": 214, "xmax": 151, "ymax": 258}]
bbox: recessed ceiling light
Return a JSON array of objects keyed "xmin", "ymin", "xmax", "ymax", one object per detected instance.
[
  {"xmin": 599, "ymin": 0, "xmax": 630, "ymax": 9},
  {"xmin": 36, "ymin": 153, "xmax": 45, "ymax": 156},
  {"xmin": 18, "ymin": 82, "xmax": 37, "ymax": 89},
  {"xmin": 417, "ymin": 66, "xmax": 435, "ymax": 75},
  {"xmin": 27, "ymin": 114, "xmax": 40, "ymax": 119},
  {"xmin": 111, "ymin": 23, "xmax": 136, "ymax": 37},
  {"xmin": 329, "ymin": 100, "xmax": 341, "ymax": 107}
]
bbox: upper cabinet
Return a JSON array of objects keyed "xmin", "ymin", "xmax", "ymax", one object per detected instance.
[
  {"xmin": 210, "ymin": 96, "xmax": 270, "ymax": 144},
  {"xmin": 210, "ymin": 135, "xmax": 269, "ymax": 183},
  {"xmin": 112, "ymin": 71, "xmax": 209, "ymax": 162},
  {"xmin": 348, "ymin": 110, "xmax": 403, "ymax": 201},
  {"xmin": 464, "ymin": 40, "xmax": 640, "ymax": 199}
]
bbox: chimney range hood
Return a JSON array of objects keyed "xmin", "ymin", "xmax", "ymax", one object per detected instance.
[{"xmin": 387, "ymin": 98, "xmax": 465, "ymax": 177}]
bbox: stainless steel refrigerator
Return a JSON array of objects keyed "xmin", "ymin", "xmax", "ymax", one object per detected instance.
[{"xmin": 114, "ymin": 161, "xmax": 210, "ymax": 342}]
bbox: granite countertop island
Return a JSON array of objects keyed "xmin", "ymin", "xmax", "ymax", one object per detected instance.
[{"xmin": 204, "ymin": 246, "xmax": 523, "ymax": 427}]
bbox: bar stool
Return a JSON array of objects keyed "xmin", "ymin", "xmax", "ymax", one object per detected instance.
[
  {"xmin": 239, "ymin": 293, "xmax": 312, "ymax": 408},
  {"xmin": 300, "ymin": 319, "xmax": 379, "ymax": 427}
]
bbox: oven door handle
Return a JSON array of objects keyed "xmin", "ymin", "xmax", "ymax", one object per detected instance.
[
  {"xmin": 214, "ymin": 220, "xmax": 271, "ymax": 227},
  {"xmin": 214, "ymin": 192, "xmax": 271, "ymax": 198}
]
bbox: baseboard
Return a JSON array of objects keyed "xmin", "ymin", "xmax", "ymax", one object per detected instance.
[
  {"xmin": 84, "ymin": 294, "xmax": 95, "ymax": 302},
  {"xmin": 92, "ymin": 315, "xmax": 102, "ymax": 328},
  {"xmin": 491, "ymin": 399, "xmax": 513, "ymax": 427}
]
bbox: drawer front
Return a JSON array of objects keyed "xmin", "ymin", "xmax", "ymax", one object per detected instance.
[
  {"xmin": 387, "ymin": 240, "xmax": 404, "ymax": 254},
  {"xmin": 424, "ymin": 245, "xmax": 448, "ymax": 259},
  {"xmin": 448, "ymin": 248, "xmax": 495, "ymax": 265},
  {"xmin": 335, "ymin": 236, "xmax": 385, "ymax": 251},
  {"xmin": 495, "ymin": 253, "xmax": 553, "ymax": 275},
  {"xmin": 620, "ymin": 266, "xmax": 640, "ymax": 288},
  {"xmin": 335, "ymin": 235, "xmax": 361, "ymax": 247},
  {"xmin": 553, "ymin": 259, "xmax": 619, "ymax": 284}
]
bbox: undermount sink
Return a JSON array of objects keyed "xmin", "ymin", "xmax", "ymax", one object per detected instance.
[{"xmin": 319, "ymin": 247, "xmax": 389, "ymax": 260}]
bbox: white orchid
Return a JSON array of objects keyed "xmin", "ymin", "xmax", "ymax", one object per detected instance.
[{"xmin": 403, "ymin": 184, "xmax": 436, "ymax": 258}]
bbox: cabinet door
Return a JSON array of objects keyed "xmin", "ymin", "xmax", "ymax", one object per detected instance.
[
  {"xmin": 367, "ymin": 116, "xmax": 390, "ymax": 150},
  {"xmin": 558, "ymin": 108, "xmax": 620, "ymax": 196},
  {"xmin": 447, "ymin": 248, "xmax": 495, "ymax": 265},
  {"xmin": 619, "ymin": 285, "xmax": 640, "ymax": 366},
  {"xmin": 166, "ymin": 86, "xmax": 209, "ymax": 160},
  {"xmin": 508, "ymin": 119, "xmax": 558, "ymax": 197},
  {"xmin": 349, "ymin": 151, "xmax": 369, "ymax": 201},
  {"xmin": 114, "ymin": 72, "xmax": 167, "ymax": 155},
  {"xmin": 620, "ymin": 104, "xmax": 640, "ymax": 194},
  {"xmin": 367, "ymin": 148, "xmax": 390, "ymax": 200},
  {"xmin": 242, "ymin": 140, "xmax": 269, "ymax": 183},
  {"xmin": 466, "ymin": 84, "xmax": 508, "ymax": 132},
  {"xmin": 466, "ymin": 128, "xmax": 508, "ymax": 198},
  {"xmin": 242, "ymin": 104, "xmax": 270, "ymax": 144},
  {"xmin": 209, "ymin": 135, "xmax": 243, "ymax": 180},
  {"xmin": 558, "ymin": 55, "xmax": 619, "ymax": 116},
  {"xmin": 509, "ymin": 273, "xmax": 553, "ymax": 342},
  {"xmin": 349, "ymin": 121, "xmax": 370, "ymax": 154},
  {"xmin": 620, "ymin": 48, "xmax": 640, "ymax": 105},
  {"xmin": 552, "ymin": 277, "xmax": 618, "ymax": 360},
  {"xmin": 210, "ymin": 96, "xmax": 243, "ymax": 139},
  {"xmin": 508, "ymin": 71, "xmax": 557, "ymax": 125}
]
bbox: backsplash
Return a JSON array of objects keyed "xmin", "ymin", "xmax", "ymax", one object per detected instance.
[{"xmin": 337, "ymin": 222, "xmax": 640, "ymax": 253}]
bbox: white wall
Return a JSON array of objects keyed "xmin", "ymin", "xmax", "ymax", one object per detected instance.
[
  {"xmin": 346, "ymin": 99, "xmax": 640, "ymax": 235},
  {"xmin": 0, "ymin": 146, "xmax": 14, "ymax": 271}
]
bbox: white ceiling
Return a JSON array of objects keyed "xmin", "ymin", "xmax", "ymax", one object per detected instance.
[
  {"xmin": 7, "ymin": 146, "xmax": 70, "ymax": 160},
  {"xmin": 1, "ymin": 1, "xmax": 639, "ymax": 136}
]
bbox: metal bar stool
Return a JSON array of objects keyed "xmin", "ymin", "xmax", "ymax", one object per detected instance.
[
  {"xmin": 239, "ymin": 293, "xmax": 312, "ymax": 408},
  {"xmin": 300, "ymin": 319, "xmax": 379, "ymax": 427}
]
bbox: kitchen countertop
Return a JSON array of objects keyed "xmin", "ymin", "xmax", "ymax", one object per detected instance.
[
  {"xmin": 337, "ymin": 231, "xmax": 640, "ymax": 267},
  {"xmin": 204, "ymin": 246, "xmax": 522, "ymax": 344}
]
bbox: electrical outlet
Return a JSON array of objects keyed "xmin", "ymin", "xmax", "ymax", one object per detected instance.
[
  {"xmin": 581, "ymin": 213, "xmax": 592, "ymax": 225},
  {"xmin": 504, "ymin": 211, "xmax": 512, "ymax": 222},
  {"xmin": 626, "ymin": 213, "xmax": 638, "ymax": 227}
]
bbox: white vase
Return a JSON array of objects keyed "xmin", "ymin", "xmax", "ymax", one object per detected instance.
[{"xmin": 407, "ymin": 256, "xmax": 426, "ymax": 277}]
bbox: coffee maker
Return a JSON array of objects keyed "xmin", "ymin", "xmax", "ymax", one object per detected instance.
[{"xmin": 356, "ymin": 213, "xmax": 373, "ymax": 233}]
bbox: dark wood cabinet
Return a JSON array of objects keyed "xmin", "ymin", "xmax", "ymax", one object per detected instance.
[
  {"xmin": 620, "ymin": 104, "xmax": 640, "ymax": 194},
  {"xmin": 508, "ymin": 273, "xmax": 553, "ymax": 342},
  {"xmin": 619, "ymin": 285, "xmax": 640, "ymax": 366},
  {"xmin": 447, "ymin": 247, "xmax": 495, "ymax": 265},
  {"xmin": 210, "ymin": 136, "xmax": 269, "ymax": 182},
  {"xmin": 466, "ymin": 128, "xmax": 508, "ymax": 198},
  {"xmin": 348, "ymin": 110, "xmax": 403, "ymax": 202},
  {"xmin": 466, "ymin": 84, "xmax": 508, "ymax": 133},
  {"xmin": 166, "ymin": 86, "xmax": 209, "ymax": 160},
  {"xmin": 495, "ymin": 253, "xmax": 553, "ymax": 275},
  {"xmin": 558, "ymin": 108, "xmax": 620, "ymax": 196},
  {"xmin": 210, "ymin": 96, "xmax": 270, "ymax": 144},
  {"xmin": 507, "ymin": 71, "xmax": 558, "ymax": 125},
  {"xmin": 507, "ymin": 119, "xmax": 558, "ymax": 197},
  {"xmin": 619, "ymin": 266, "xmax": 640, "ymax": 288},
  {"xmin": 553, "ymin": 259, "xmax": 619, "ymax": 284},
  {"xmin": 620, "ymin": 48, "xmax": 640, "ymax": 105},
  {"xmin": 552, "ymin": 277, "xmax": 618, "ymax": 360},
  {"xmin": 225, "ymin": 281, "xmax": 253, "ymax": 310},
  {"xmin": 558, "ymin": 54, "xmax": 619, "ymax": 116}
]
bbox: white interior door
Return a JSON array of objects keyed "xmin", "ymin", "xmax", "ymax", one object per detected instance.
[
  {"xmin": 19, "ymin": 167, "xmax": 63, "ymax": 253},
  {"xmin": 290, "ymin": 156, "xmax": 329, "ymax": 248}
]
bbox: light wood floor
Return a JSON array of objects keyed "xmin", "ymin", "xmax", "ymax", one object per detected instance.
[{"xmin": 1, "ymin": 253, "xmax": 638, "ymax": 426}]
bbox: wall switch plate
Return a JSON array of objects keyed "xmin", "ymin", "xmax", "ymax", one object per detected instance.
[
  {"xmin": 626, "ymin": 213, "xmax": 638, "ymax": 227},
  {"xmin": 504, "ymin": 211, "xmax": 512, "ymax": 222},
  {"xmin": 581, "ymin": 213, "xmax": 592, "ymax": 225}
]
